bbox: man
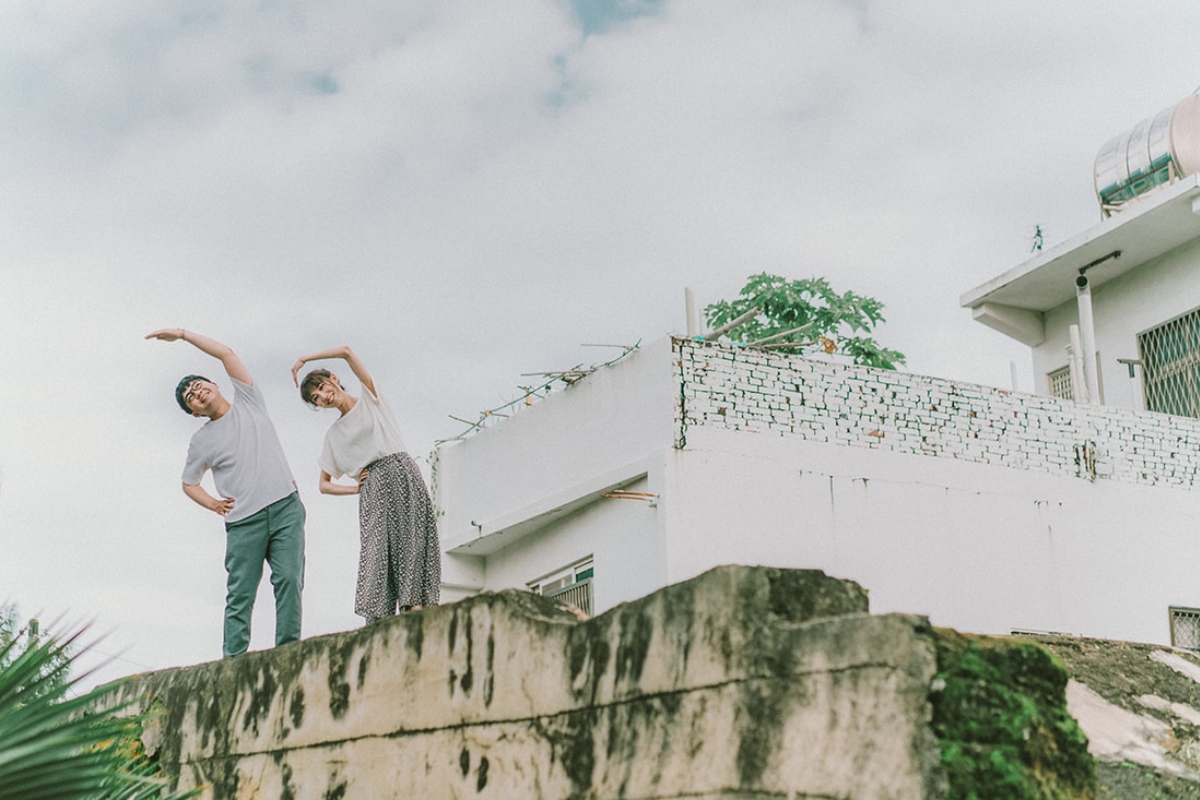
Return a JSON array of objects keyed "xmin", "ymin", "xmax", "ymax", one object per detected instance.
[{"xmin": 146, "ymin": 328, "xmax": 305, "ymax": 658}]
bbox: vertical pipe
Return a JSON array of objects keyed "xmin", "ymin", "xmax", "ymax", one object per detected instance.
[
  {"xmin": 1075, "ymin": 275, "xmax": 1101, "ymax": 404},
  {"xmin": 685, "ymin": 287, "xmax": 697, "ymax": 337},
  {"xmin": 1128, "ymin": 363, "xmax": 1145, "ymax": 411},
  {"xmin": 1067, "ymin": 325, "xmax": 1087, "ymax": 403}
]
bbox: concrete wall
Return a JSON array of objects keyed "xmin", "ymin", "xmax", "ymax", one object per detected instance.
[
  {"xmin": 434, "ymin": 337, "xmax": 676, "ymax": 606},
  {"xmin": 435, "ymin": 336, "xmax": 676, "ymax": 540},
  {"xmin": 1032, "ymin": 236, "xmax": 1200, "ymax": 405},
  {"xmin": 668, "ymin": 427, "xmax": 1200, "ymax": 645},
  {"xmin": 110, "ymin": 566, "xmax": 967, "ymax": 800},
  {"xmin": 480, "ymin": 473, "xmax": 667, "ymax": 613},
  {"xmin": 675, "ymin": 338, "xmax": 1200, "ymax": 645}
]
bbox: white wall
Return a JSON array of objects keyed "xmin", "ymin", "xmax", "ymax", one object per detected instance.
[
  {"xmin": 436, "ymin": 336, "xmax": 676, "ymax": 536},
  {"xmin": 667, "ymin": 427, "xmax": 1200, "ymax": 645},
  {"xmin": 436, "ymin": 336, "xmax": 1200, "ymax": 647},
  {"xmin": 674, "ymin": 337, "xmax": 1200, "ymax": 645},
  {"xmin": 433, "ymin": 337, "xmax": 677, "ymax": 600},
  {"xmin": 1032, "ymin": 237, "xmax": 1200, "ymax": 406},
  {"xmin": 482, "ymin": 474, "xmax": 667, "ymax": 612}
]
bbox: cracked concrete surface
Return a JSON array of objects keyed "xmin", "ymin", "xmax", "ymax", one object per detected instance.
[{"xmin": 103, "ymin": 566, "xmax": 1086, "ymax": 799}]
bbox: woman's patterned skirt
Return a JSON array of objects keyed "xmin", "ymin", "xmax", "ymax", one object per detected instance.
[{"xmin": 356, "ymin": 451, "xmax": 441, "ymax": 620}]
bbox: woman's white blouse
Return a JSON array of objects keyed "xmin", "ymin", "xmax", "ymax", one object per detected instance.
[{"xmin": 318, "ymin": 387, "xmax": 408, "ymax": 479}]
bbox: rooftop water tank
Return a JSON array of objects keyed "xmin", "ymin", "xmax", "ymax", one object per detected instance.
[{"xmin": 1094, "ymin": 93, "xmax": 1200, "ymax": 216}]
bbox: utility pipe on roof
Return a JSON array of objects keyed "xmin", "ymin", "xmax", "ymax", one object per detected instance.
[
  {"xmin": 684, "ymin": 287, "xmax": 697, "ymax": 337},
  {"xmin": 1067, "ymin": 325, "xmax": 1087, "ymax": 403},
  {"xmin": 1075, "ymin": 275, "xmax": 1101, "ymax": 404}
]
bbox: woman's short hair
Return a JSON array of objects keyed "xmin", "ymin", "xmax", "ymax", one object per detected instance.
[{"xmin": 300, "ymin": 369, "xmax": 335, "ymax": 407}]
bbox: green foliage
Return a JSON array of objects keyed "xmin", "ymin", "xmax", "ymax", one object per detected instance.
[
  {"xmin": 931, "ymin": 628, "xmax": 1094, "ymax": 800},
  {"xmin": 0, "ymin": 604, "xmax": 71, "ymax": 701},
  {"xmin": 0, "ymin": 624, "xmax": 199, "ymax": 800},
  {"xmin": 703, "ymin": 273, "xmax": 906, "ymax": 369}
]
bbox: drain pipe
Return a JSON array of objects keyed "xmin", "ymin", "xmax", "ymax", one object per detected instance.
[
  {"xmin": 1075, "ymin": 274, "xmax": 1101, "ymax": 404},
  {"xmin": 1067, "ymin": 325, "xmax": 1087, "ymax": 403}
]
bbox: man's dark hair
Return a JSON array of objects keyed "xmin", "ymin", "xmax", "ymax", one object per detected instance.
[
  {"xmin": 300, "ymin": 369, "xmax": 334, "ymax": 408},
  {"xmin": 175, "ymin": 375, "xmax": 210, "ymax": 414}
]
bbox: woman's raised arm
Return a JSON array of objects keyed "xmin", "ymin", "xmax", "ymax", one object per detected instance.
[{"xmin": 291, "ymin": 345, "xmax": 377, "ymax": 396}]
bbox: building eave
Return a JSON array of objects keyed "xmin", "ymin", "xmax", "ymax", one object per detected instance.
[
  {"xmin": 444, "ymin": 457, "xmax": 652, "ymax": 556},
  {"xmin": 960, "ymin": 174, "xmax": 1200, "ymax": 316}
]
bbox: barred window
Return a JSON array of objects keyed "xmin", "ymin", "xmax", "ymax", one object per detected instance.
[
  {"xmin": 1170, "ymin": 606, "xmax": 1200, "ymax": 651},
  {"xmin": 1047, "ymin": 366, "xmax": 1073, "ymax": 401},
  {"xmin": 1139, "ymin": 307, "xmax": 1200, "ymax": 418}
]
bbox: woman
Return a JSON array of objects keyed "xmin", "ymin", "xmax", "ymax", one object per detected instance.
[{"xmin": 292, "ymin": 345, "xmax": 440, "ymax": 621}]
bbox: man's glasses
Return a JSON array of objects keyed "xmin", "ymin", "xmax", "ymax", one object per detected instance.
[{"xmin": 184, "ymin": 381, "xmax": 205, "ymax": 406}]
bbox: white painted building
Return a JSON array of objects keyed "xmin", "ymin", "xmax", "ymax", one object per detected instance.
[
  {"xmin": 962, "ymin": 93, "xmax": 1200, "ymax": 417},
  {"xmin": 434, "ymin": 336, "xmax": 1200, "ymax": 648},
  {"xmin": 435, "ymin": 92, "xmax": 1200, "ymax": 649},
  {"xmin": 962, "ymin": 172, "xmax": 1200, "ymax": 415}
]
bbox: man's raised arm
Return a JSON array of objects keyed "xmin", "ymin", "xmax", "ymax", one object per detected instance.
[{"xmin": 145, "ymin": 329, "xmax": 253, "ymax": 385}]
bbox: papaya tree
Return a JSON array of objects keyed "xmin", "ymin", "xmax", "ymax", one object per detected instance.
[{"xmin": 704, "ymin": 273, "xmax": 905, "ymax": 370}]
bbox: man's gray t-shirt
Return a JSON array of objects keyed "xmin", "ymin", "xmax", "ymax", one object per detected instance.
[{"xmin": 182, "ymin": 378, "xmax": 296, "ymax": 523}]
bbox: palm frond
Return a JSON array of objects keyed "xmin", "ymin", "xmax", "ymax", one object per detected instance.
[{"xmin": 0, "ymin": 624, "xmax": 200, "ymax": 800}]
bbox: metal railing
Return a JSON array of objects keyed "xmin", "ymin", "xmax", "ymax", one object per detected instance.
[
  {"xmin": 546, "ymin": 578, "xmax": 593, "ymax": 617},
  {"xmin": 1138, "ymin": 307, "xmax": 1200, "ymax": 418}
]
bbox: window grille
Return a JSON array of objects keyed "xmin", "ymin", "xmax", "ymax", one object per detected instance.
[
  {"xmin": 1138, "ymin": 307, "xmax": 1200, "ymax": 418},
  {"xmin": 1170, "ymin": 606, "xmax": 1200, "ymax": 651},
  {"xmin": 1047, "ymin": 366, "xmax": 1073, "ymax": 401},
  {"xmin": 529, "ymin": 559, "xmax": 594, "ymax": 616}
]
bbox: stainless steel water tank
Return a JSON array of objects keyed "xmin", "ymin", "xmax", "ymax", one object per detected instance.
[{"xmin": 1094, "ymin": 93, "xmax": 1200, "ymax": 215}]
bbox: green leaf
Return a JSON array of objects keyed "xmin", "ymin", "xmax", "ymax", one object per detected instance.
[
  {"xmin": 703, "ymin": 273, "xmax": 905, "ymax": 369},
  {"xmin": 0, "ymin": 624, "xmax": 200, "ymax": 800}
]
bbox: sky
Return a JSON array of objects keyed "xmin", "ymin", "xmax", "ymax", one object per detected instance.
[{"xmin": 3, "ymin": 0, "xmax": 1199, "ymax": 689}]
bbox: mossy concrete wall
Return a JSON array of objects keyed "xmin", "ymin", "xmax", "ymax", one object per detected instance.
[{"xmin": 105, "ymin": 566, "xmax": 1087, "ymax": 799}]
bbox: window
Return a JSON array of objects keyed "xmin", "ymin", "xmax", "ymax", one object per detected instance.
[
  {"xmin": 528, "ymin": 558, "xmax": 594, "ymax": 616},
  {"xmin": 1138, "ymin": 307, "xmax": 1200, "ymax": 418},
  {"xmin": 1047, "ymin": 366, "xmax": 1073, "ymax": 401},
  {"xmin": 1170, "ymin": 606, "xmax": 1200, "ymax": 651}
]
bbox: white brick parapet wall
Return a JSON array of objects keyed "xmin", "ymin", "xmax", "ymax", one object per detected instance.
[{"xmin": 674, "ymin": 338, "xmax": 1200, "ymax": 488}]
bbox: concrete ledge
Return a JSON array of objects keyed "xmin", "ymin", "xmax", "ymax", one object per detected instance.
[
  {"xmin": 105, "ymin": 565, "xmax": 1090, "ymax": 799},
  {"xmin": 971, "ymin": 302, "xmax": 1046, "ymax": 347}
]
